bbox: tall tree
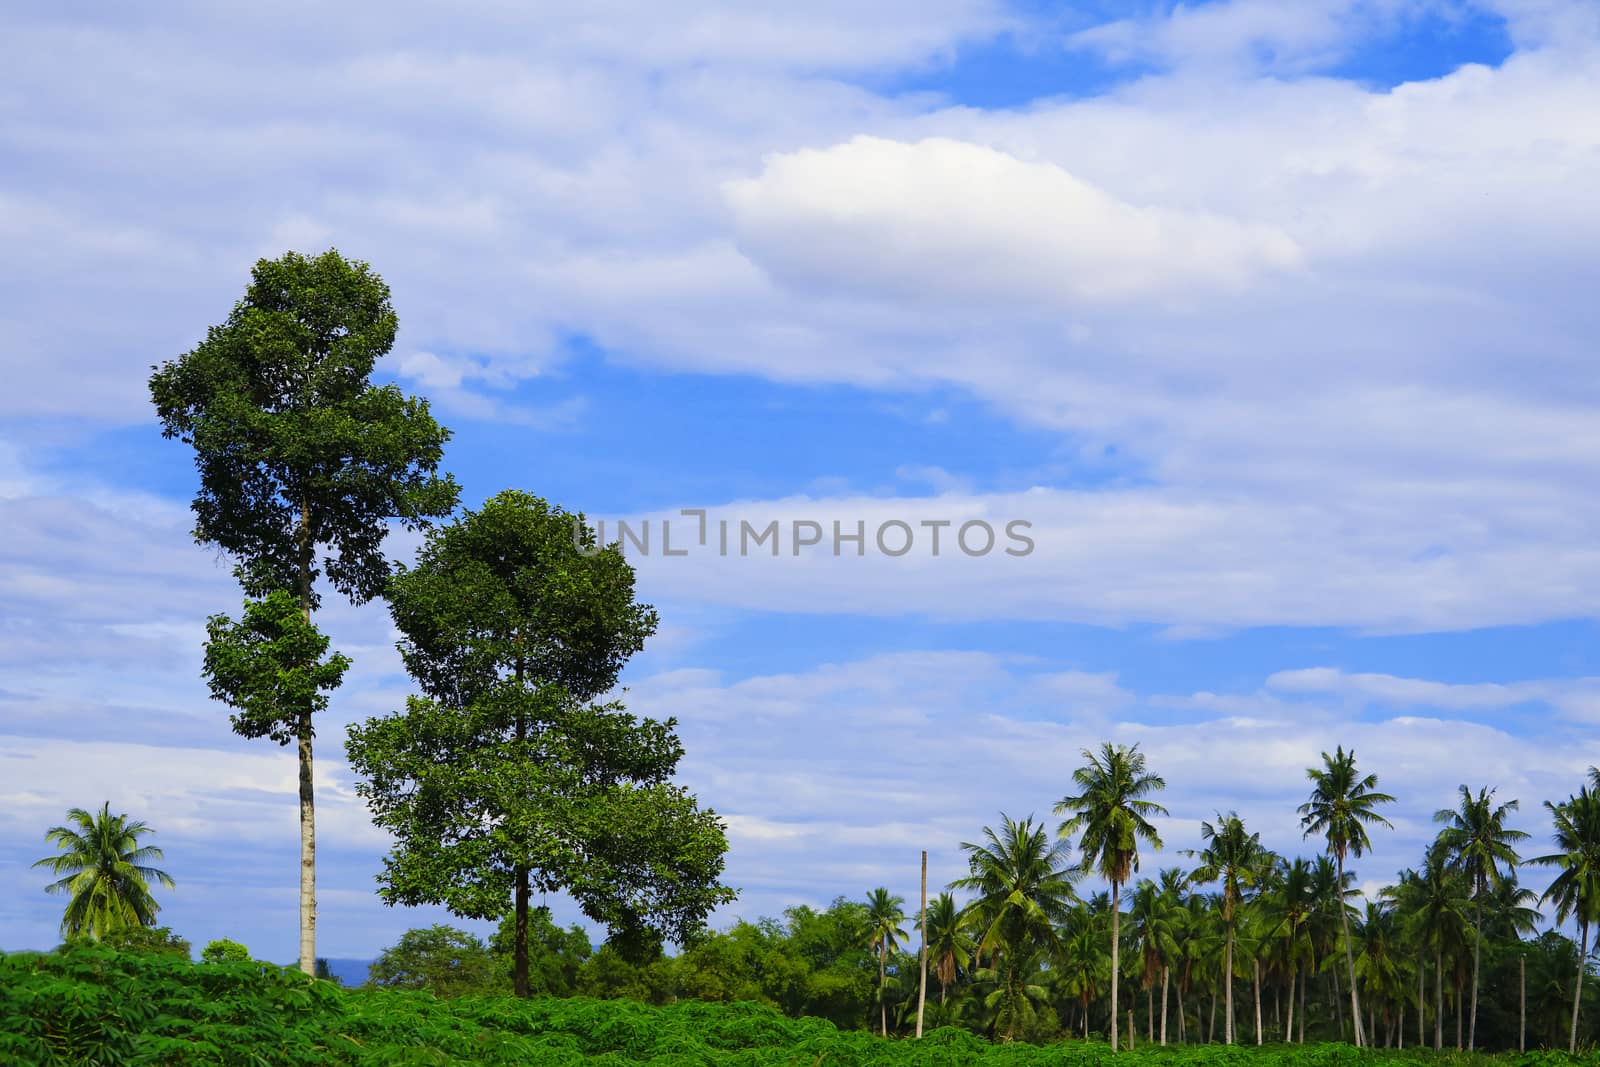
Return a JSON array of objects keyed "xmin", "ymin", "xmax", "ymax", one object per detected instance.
[
  {"xmin": 1055, "ymin": 742, "xmax": 1168, "ymax": 1051},
  {"xmin": 345, "ymin": 491, "xmax": 733, "ymax": 996},
  {"xmin": 866, "ymin": 888, "xmax": 908, "ymax": 1036},
  {"xmin": 1185, "ymin": 811, "xmax": 1269, "ymax": 1045},
  {"xmin": 1128, "ymin": 876, "xmax": 1180, "ymax": 1045},
  {"xmin": 1299, "ymin": 745, "xmax": 1394, "ymax": 1047},
  {"xmin": 1435, "ymin": 784, "xmax": 1527, "ymax": 1050},
  {"xmin": 1533, "ymin": 783, "xmax": 1600, "ymax": 1052},
  {"xmin": 32, "ymin": 803, "xmax": 174, "ymax": 941},
  {"xmin": 150, "ymin": 249, "xmax": 458, "ymax": 972}
]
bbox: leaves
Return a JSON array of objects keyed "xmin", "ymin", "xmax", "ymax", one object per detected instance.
[{"xmin": 203, "ymin": 589, "xmax": 351, "ymax": 744}]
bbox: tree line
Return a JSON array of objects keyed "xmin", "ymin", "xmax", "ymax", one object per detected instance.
[{"xmin": 347, "ymin": 745, "xmax": 1600, "ymax": 1054}]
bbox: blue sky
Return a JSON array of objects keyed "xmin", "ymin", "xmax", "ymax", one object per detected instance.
[{"xmin": 5, "ymin": 0, "xmax": 1600, "ymax": 963}]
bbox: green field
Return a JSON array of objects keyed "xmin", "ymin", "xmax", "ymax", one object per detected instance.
[{"xmin": 2, "ymin": 944, "xmax": 1592, "ymax": 1067}]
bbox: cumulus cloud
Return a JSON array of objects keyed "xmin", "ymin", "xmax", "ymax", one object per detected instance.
[{"xmin": 725, "ymin": 136, "xmax": 1302, "ymax": 305}]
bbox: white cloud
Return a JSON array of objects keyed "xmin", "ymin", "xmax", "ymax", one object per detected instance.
[{"xmin": 725, "ymin": 136, "xmax": 1302, "ymax": 305}]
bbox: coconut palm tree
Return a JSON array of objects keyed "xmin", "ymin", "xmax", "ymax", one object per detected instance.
[
  {"xmin": 1128, "ymin": 876, "xmax": 1180, "ymax": 1044},
  {"xmin": 1055, "ymin": 742, "xmax": 1168, "ymax": 1051},
  {"xmin": 1266, "ymin": 857, "xmax": 1315, "ymax": 1043},
  {"xmin": 1055, "ymin": 902, "xmax": 1112, "ymax": 1039},
  {"xmin": 1533, "ymin": 783, "xmax": 1600, "ymax": 1052},
  {"xmin": 922, "ymin": 891, "xmax": 975, "ymax": 1007},
  {"xmin": 865, "ymin": 887, "xmax": 908, "ymax": 1037},
  {"xmin": 1185, "ymin": 812, "xmax": 1270, "ymax": 1045},
  {"xmin": 952, "ymin": 813, "xmax": 1077, "ymax": 967},
  {"xmin": 1298, "ymin": 746, "xmax": 1394, "ymax": 1047},
  {"xmin": 32, "ymin": 802, "xmax": 175, "ymax": 941},
  {"xmin": 1434, "ymin": 784, "xmax": 1527, "ymax": 1050}
]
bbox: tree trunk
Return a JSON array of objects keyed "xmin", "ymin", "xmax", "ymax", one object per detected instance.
[
  {"xmin": 1161, "ymin": 966, "xmax": 1170, "ymax": 1045},
  {"xmin": 1435, "ymin": 954, "xmax": 1443, "ymax": 1050},
  {"xmin": 1286, "ymin": 967, "xmax": 1296, "ymax": 1045},
  {"xmin": 1111, "ymin": 880, "xmax": 1121, "ymax": 1051},
  {"xmin": 1571, "ymin": 919, "xmax": 1588, "ymax": 1054},
  {"xmin": 916, "ymin": 851, "xmax": 927, "ymax": 1040},
  {"xmin": 1338, "ymin": 854, "xmax": 1364, "ymax": 1047},
  {"xmin": 1332, "ymin": 958, "xmax": 1345, "ymax": 1039},
  {"xmin": 1520, "ymin": 952, "xmax": 1526, "ymax": 1053},
  {"xmin": 1177, "ymin": 979, "xmax": 1186, "ymax": 1043},
  {"xmin": 512, "ymin": 867, "xmax": 531, "ymax": 996},
  {"xmin": 1456, "ymin": 976, "xmax": 1463, "ymax": 1050},
  {"xmin": 297, "ymin": 722, "xmax": 315, "ymax": 976},
  {"xmin": 1417, "ymin": 953, "xmax": 1425, "ymax": 1048},
  {"xmin": 1129, "ymin": 1009, "xmax": 1135, "ymax": 1049},
  {"xmin": 1225, "ymin": 925, "xmax": 1234, "ymax": 1044},
  {"xmin": 1470, "ymin": 897, "xmax": 1483, "ymax": 1051},
  {"xmin": 880, "ymin": 942, "xmax": 888, "ymax": 1037},
  {"xmin": 1398, "ymin": 999, "xmax": 1404, "ymax": 1049},
  {"xmin": 1299, "ymin": 967, "xmax": 1307, "ymax": 1043},
  {"xmin": 1254, "ymin": 959, "xmax": 1262, "ymax": 1045},
  {"xmin": 295, "ymin": 516, "xmax": 316, "ymax": 977},
  {"xmin": 1209, "ymin": 990, "xmax": 1216, "ymax": 1043}
]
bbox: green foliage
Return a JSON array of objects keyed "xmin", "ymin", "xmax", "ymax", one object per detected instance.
[
  {"xmin": 202, "ymin": 589, "xmax": 351, "ymax": 745},
  {"xmin": 31, "ymin": 803, "xmax": 175, "ymax": 940},
  {"xmin": 148, "ymin": 248, "xmax": 458, "ymax": 606},
  {"xmin": 369, "ymin": 925, "xmax": 505, "ymax": 997},
  {"xmin": 4, "ymin": 942, "xmax": 1597, "ymax": 1066},
  {"xmin": 346, "ymin": 490, "xmax": 732, "ymax": 995},
  {"xmin": 488, "ymin": 909, "xmax": 594, "ymax": 996},
  {"xmin": 201, "ymin": 938, "xmax": 251, "ymax": 964},
  {"xmin": 99, "ymin": 926, "xmax": 190, "ymax": 958}
]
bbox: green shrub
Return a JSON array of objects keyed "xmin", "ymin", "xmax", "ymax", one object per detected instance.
[{"xmin": 3, "ymin": 943, "xmax": 1598, "ymax": 1066}]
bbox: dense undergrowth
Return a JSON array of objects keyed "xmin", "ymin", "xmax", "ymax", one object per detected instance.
[{"xmin": 2, "ymin": 945, "xmax": 1595, "ymax": 1067}]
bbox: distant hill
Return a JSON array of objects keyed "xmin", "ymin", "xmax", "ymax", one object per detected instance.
[{"xmin": 319, "ymin": 957, "xmax": 372, "ymax": 987}]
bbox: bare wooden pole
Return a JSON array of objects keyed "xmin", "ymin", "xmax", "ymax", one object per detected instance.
[{"xmin": 917, "ymin": 850, "xmax": 928, "ymax": 1038}]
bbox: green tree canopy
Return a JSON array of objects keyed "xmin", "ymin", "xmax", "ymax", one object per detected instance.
[
  {"xmin": 368, "ymin": 925, "xmax": 503, "ymax": 997},
  {"xmin": 201, "ymin": 939, "xmax": 252, "ymax": 964},
  {"xmin": 346, "ymin": 491, "xmax": 732, "ymax": 997}
]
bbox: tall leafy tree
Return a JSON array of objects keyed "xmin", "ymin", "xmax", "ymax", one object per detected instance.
[
  {"xmin": 1055, "ymin": 742, "xmax": 1168, "ymax": 1051},
  {"xmin": 866, "ymin": 888, "xmax": 908, "ymax": 1036},
  {"xmin": 952, "ymin": 813, "xmax": 1078, "ymax": 967},
  {"xmin": 1186, "ymin": 811, "xmax": 1270, "ymax": 1045},
  {"xmin": 1128, "ymin": 876, "xmax": 1180, "ymax": 1044},
  {"xmin": 1533, "ymin": 783, "xmax": 1600, "ymax": 1051},
  {"xmin": 345, "ymin": 491, "xmax": 733, "ymax": 996},
  {"xmin": 150, "ymin": 249, "xmax": 458, "ymax": 972},
  {"xmin": 32, "ymin": 803, "xmax": 174, "ymax": 941},
  {"xmin": 1298, "ymin": 745, "xmax": 1394, "ymax": 1047},
  {"xmin": 1435, "ymin": 784, "xmax": 1527, "ymax": 1050}
]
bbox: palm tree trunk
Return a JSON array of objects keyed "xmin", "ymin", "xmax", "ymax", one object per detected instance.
[
  {"xmin": 1338, "ymin": 855, "xmax": 1363, "ymax": 1047},
  {"xmin": 1332, "ymin": 959, "xmax": 1345, "ymax": 1039},
  {"xmin": 1225, "ymin": 926, "xmax": 1234, "ymax": 1044},
  {"xmin": 1254, "ymin": 959, "xmax": 1262, "ymax": 1045},
  {"xmin": 883, "ymin": 947, "xmax": 896, "ymax": 1036},
  {"xmin": 1209, "ymin": 990, "xmax": 1216, "ymax": 1043},
  {"xmin": 1398, "ymin": 1000, "xmax": 1404, "ymax": 1049},
  {"xmin": 1417, "ymin": 953, "xmax": 1425, "ymax": 1048},
  {"xmin": 1434, "ymin": 953, "xmax": 1443, "ymax": 1050},
  {"xmin": 1455, "ymin": 975, "xmax": 1463, "ymax": 1050},
  {"xmin": 1571, "ymin": 919, "xmax": 1588, "ymax": 1054},
  {"xmin": 1111, "ymin": 880, "xmax": 1121, "ymax": 1051},
  {"xmin": 1469, "ymin": 898, "xmax": 1483, "ymax": 1050},
  {"xmin": 1177, "ymin": 978, "xmax": 1186, "ymax": 1042},
  {"xmin": 1298, "ymin": 967, "xmax": 1307, "ymax": 1043},
  {"xmin": 1161, "ymin": 965, "xmax": 1170, "ymax": 1045},
  {"xmin": 1148, "ymin": 983, "xmax": 1154, "ymax": 1043},
  {"xmin": 916, "ymin": 851, "xmax": 927, "ymax": 1040},
  {"xmin": 1520, "ymin": 952, "xmax": 1526, "ymax": 1053},
  {"xmin": 1286, "ymin": 967, "xmax": 1296, "ymax": 1043}
]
